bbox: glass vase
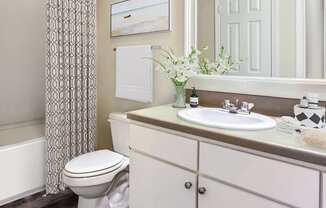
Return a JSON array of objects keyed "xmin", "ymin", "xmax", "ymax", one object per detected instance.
[{"xmin": 173, "ymin": 85, "xmax": 186, "ymax": 108}]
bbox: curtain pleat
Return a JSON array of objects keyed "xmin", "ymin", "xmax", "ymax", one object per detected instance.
[{"xmin": 45, "ymin": 0, "xmax": 96, "ymax": 194}]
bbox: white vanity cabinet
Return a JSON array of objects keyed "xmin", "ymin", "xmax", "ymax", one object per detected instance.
[{"xmin": 129, "ymin": 124, "xmax": 321, "ymax": 208}]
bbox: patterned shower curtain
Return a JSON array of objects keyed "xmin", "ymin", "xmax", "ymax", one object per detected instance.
[{"xmin": 45, "ymin": 0, "xmax": 96, "ymax": 194}]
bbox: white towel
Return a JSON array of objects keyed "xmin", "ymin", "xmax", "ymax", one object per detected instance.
[
  {"xmin": 96, "ymin": 172, "xmax": 129, "ymax": 208},
  {"xmin": 116, "ymin": 45, "xmax": 153, "ymax": 103},
  {"xmin": 277, "ymin": 116, "xmax": 304, "ymax": 134}
]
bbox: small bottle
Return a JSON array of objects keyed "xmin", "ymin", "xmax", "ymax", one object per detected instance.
[
  {"xmin": 300, "ymin": 96, "xmax": 309, "ymax": 108},
  {"xmin": 190, "ymin": 87, "xmax": 199, "ymax": 108},
  {"xmin": 307, "ymin": 93, "xmax": 320, "ymax": 109}
]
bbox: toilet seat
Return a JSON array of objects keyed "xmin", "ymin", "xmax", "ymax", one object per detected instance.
[
  {"xmin": 64, "ymin": 150, "xmax": 124, "ymax": 175},
  {"xmin": 63, "ymin": 159, "xmax": 124, "ymax": 178},
  {"xmin": 63, "ymin": 150, "xmax": 129, "ymax": 187}
]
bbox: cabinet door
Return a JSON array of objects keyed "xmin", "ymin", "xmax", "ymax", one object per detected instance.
[
  {"xmin": 198, "ymin": 176, "xmax": 288, "ymax": 208},
  {"xmin": 130, "ymin": 151, "xmax": 197, "ymax": 208}
]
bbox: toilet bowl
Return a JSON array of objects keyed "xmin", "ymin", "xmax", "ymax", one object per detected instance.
[{"xmin": 63, "ymin": 113, "xmax": 130, "ymax": 208}]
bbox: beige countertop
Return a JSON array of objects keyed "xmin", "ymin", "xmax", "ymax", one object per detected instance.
[{"xmin": 127, "ymin": 105, "xmax": 326, "ymax": 168}]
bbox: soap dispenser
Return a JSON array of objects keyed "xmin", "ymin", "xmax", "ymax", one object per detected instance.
[{"xmin": 190, "ymin": 87, "xmax": 199, "ymax": 108}]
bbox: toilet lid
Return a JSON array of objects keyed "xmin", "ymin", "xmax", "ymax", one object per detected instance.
[{"xmin": 64, "ymin": 150, "xmax": 124, "ymax": 174}]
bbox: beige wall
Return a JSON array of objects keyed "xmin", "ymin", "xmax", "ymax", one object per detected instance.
[
  {"xmin": 0, "ymin": 0, "xmax": 46, "ymax": 126},
  {"xmin": 96, "ymin": 0, "xmax": 185, "ymax": 149}
]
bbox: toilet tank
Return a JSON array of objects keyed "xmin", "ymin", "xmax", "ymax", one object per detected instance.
[{"xmin": 109, "ymin": 113, "xmax": 130, "ymax": 156}]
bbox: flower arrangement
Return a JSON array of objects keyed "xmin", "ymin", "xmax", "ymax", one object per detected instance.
[
  {"xmin": 152, "ymin": 46, "xmax": 239, "ymax": 108},
  {"xmin": 199, "ymin": 46, "xmax": 240, "ymax": 75},
  {"xmin": 152, "ymin": 47, "xmax": 202, "ymax": 87}
]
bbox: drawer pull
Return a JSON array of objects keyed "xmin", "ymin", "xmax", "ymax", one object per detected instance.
[
  {"xmin": 184, "ymin": 182, "xmax": 193, "ymax": 189},
  {"xmin": 198, "ymin": 187, "xmax": 207, "ymax": 195}
]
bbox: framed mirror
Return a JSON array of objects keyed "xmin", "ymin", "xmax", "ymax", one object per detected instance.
[{"xmin": 185, "ymin": 0, "xmax": 326, "ymax": 100}]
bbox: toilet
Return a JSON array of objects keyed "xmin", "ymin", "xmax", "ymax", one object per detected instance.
[{"xmin": 63, "ymin": 113, "xmax": 130, "ymax": 208}]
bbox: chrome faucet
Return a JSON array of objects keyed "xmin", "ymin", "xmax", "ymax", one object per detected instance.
[{"xmin": 222, "ymin": 99, "xmax": 255, "ymax": 114}]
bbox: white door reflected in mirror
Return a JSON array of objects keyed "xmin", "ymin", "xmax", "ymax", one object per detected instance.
[{"xmin": 196, "ymin": 0, "xmax": 325, "ymax": 79}]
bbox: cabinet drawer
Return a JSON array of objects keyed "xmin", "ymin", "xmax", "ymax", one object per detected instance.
[
  {"xmin": 130, "ymin": 125, "xmax": 198, "ymax": 170},
  {"xmin": 200, "ymin": 142, "xmax": 319, "ymax": 208}
]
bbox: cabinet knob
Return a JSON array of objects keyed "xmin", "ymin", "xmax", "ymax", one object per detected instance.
[
  {"xmin": 184, "ymin": 182, "xmax": 193, "ymax": 189},
  {"xmin": 198, "ymin": 187, "xmax": 207, "ymax": 195},
  {"xmin": 124, "ymin": 14, "xmax": 132, "ymax": 19}
]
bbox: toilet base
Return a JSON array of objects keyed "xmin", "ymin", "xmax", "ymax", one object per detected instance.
[{"xmin": 78, "ymin": 196, "xmax": 107, "ymax": 208}]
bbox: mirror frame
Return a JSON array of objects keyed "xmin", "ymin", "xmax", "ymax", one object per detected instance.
[{"xmin": 185, "ymin": 0, "xmax": 326, "ymax": 101}]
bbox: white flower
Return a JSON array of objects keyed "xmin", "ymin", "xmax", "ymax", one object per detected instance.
[
  {"xmin": 199, "ymin": 46, "xmax": 241, "ymax": 75},
  {"xmin": 152, "ymin": 47, "xmax": 201, "ymax": 86},
  {"xmin": 151, "ymin": 46, "xmax": 240, "ymax": 85}
]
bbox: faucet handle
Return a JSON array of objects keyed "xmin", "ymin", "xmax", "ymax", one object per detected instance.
[
  {"xmin": 235, "ymin": 99, "xmax": 239, "ymax": 107},
  {"xmin": 223, "ymin": 99, "xmax": 231, "ymax": 109},
  {"xmin": 241, "ymin": 102, "xmax": 248, "ymax": 111},
  {"xmin": 248, "ymin": 103, "xmax": 255, "ymax": 111},
  {"xmin": 240, "ymin": 102, "xmax": 255, "ymax": 114}
]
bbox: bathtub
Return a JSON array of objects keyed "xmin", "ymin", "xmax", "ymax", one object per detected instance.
[{"xmin": 0, "ymin": 121, "xmax": 46, "ymax": 205}]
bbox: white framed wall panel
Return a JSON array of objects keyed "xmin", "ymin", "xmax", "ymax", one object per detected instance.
[
  {"xmin": 227, "ymin": 23, "xmax": 240, "ymax": 72},
  {"xmin": 248, "ymin": 21, "xmax": 262, "ymax": 73},
  {"xmin": 296, "ymin": 0, "xmax": 306, "ymax": 78},
  {"xmin": 229, "ymin": 0, "xmax": 240, "ymax": 14},
  {"xmin": 249, "ymin": 0, "xmax": 261, "ymax": 12}
]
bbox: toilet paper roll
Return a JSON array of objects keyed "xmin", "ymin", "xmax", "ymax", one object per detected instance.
[{"xmin": 294, "ymin": 105, "xmax": 325, "ymax": 129}]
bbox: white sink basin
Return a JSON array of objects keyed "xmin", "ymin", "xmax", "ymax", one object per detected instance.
[{"xmin": 178, "ymin": 108, "xmax": 276, "ymax": 131}]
